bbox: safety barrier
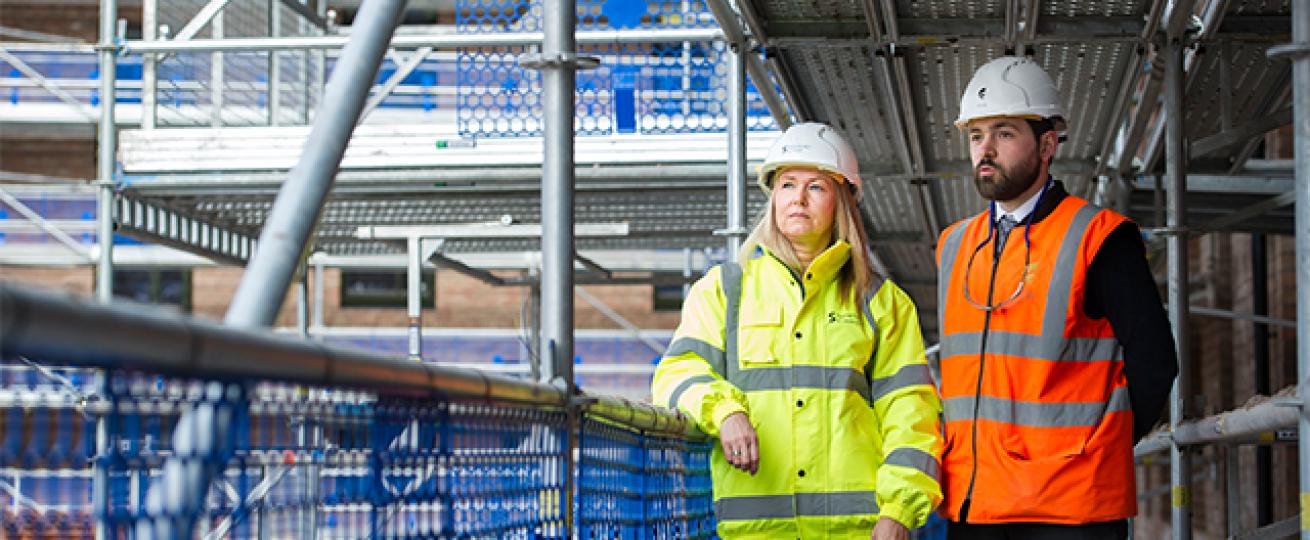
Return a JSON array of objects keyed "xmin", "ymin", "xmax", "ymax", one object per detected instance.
[{"xmin": 0, "ymin": 283, "xmax": 713, "ymax": 538}]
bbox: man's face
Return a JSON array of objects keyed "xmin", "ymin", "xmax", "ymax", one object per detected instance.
[{"xmin": 967, "ymin": 118, "xmax": 1044, "ymax": 202}]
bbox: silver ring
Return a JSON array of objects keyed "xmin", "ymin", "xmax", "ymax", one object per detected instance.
[{"xmin": 732, "ymin": 449, "xmax": 742, "ymax": 456}]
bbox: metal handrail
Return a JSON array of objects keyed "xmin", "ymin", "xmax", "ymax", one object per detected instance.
[
  {"xmin": 1133, "ymin": 389, "xmax": 1299, "ymax": 459},
  {"xmin": 0, "ymin": 282, "xmax": 704, "ymax": 440}
]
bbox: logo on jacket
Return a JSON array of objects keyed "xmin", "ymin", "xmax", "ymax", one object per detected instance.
[{"xmin": 827, "ymin": 311, "xmax": 860, "ymax": 325}]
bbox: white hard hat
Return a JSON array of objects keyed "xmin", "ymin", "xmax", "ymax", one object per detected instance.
[
  {"xmin": 956, "ymin": 56, "xmax": 1066, "ymax": 131},
  {"xmin": 757, "ymin": 122, "xmax": 862, "ymax": 194}
]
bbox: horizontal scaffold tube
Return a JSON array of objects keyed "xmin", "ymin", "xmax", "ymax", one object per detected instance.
[
  {"xmin": 122, "ymin": 28, "xmax": 725, "ymax": 53},
  {"xmin": 0, "ymin": 283, "xmax": 703, "ymax": 439},
  {"xmin": 1134, "ymin": 388, "xmax": 1299, "ymax": 459},
  {"xmin": 588, "ymin": 393, "xmax": 710, "ymax": 441}
]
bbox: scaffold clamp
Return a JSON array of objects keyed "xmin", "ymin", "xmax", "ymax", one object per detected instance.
[{"xmin": 519, "ymin": 52, "xmax": 601, "ymax": 71}]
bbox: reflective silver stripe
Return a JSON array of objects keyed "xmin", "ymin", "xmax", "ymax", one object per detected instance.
[
  {"xmin": 716, "ymin": 494, "xmax": 795, "ymax": 521},
  {"xmin": 942, "ymin": 385, "xmax": 1132, "ymax": 427},
  {"xmin": 715, "ymin": 491, "xmax": 880, "ymax": 521},
  {"xmin": 935, "ymin": 222, "xmax": 971, "ymax": 389},
  {"xmin": 937, "ymin": 222, "xmax": 971, "ymax": 339},
  {"xmin": 732, "ymin": 365, "xmax": 872, "ymax": 404},
  {"xmin": 722, "ymin": 263, "xmax": 743, "ymax": 383},
  {"xmin": 666, "ymin": 374, "xmax": 716, "ymax": 410},
  {"xmin": 884, "ymin": 447, "xmax": 941, "ymax": 481},
  {"xmin": 940, "ymin": 331, "xmax": 1122, "ymax": 362},
  {"xmin": 798, "ymin": 490, "xmax": 880, "ymax": 518},
  {"xmin": 1041, "ymin": 203, "xmax": 1102, "ymax": 337},
  {"xmin": 860, "ymin": 277, "xmax": 886, "ymax": 386},
  {"xmin": 870, "ymin": 363, "xmax": 934, "ymax": 402},
  {"xmin": 663, "ymin": 337, "xmax": 727, "ymax": 375}
]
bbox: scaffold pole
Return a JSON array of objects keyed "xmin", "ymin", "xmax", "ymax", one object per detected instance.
[{"xmin": 1164, "ymin": 32, "xmax": 1193, "ymax": 540}]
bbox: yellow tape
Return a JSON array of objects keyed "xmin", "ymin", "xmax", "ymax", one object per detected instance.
[
  {"xmin": 1172, "ymin": 486, "xmax": 1191, "ymax": 508},
  {"xmin": 1302, "ymin": 493, "xmax": 1310, "ymax": 532},
  {"xmin": 1259, "ymin": 431, "xmax": 1275, "ymax": 443}
]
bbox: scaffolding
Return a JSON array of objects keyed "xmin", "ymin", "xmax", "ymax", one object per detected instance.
[{"xmin": 1, "ymin": 0, "xmax": 1308, "ymax": 537}]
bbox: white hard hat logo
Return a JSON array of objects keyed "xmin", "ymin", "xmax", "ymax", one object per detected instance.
[{"xmin": 956, "ymin": 56, "xmax": 1066, "ymax": 130}]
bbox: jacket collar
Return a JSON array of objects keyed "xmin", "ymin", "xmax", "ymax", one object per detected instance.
[
  {"xmin": 757, "ymin": 240, "xmax": 852, "ymax": 284},
  {"xmin": 1028, "ymin": 178, "xmax": 1069, "ymax": 225}
]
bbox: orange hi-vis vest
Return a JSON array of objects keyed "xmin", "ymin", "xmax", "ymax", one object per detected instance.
[{"xmin": 935, "ymin": 194, "xmax": 1135, "ymax": 525}]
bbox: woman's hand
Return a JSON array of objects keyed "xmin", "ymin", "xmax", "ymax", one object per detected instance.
[
  {"xmin": 719, "ymin": 412, "xmax": 759, "ymax": 475},
  {"xmin": 871, "ymin": 517, "xmax": 909, "ymax": 540}
]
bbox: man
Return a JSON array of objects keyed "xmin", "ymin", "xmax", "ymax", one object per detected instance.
[{"xmin": 934, "ymin": 56, "xmax": 1178, "ymax": 539}]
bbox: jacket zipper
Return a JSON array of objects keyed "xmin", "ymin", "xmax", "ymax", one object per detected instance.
[{"xmin": 960, "ymin": 230, "xmax": 1003, "ymax": 522}]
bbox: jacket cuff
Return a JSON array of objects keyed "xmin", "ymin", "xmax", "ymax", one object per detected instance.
[
  {"xmin": 877, "ymin": 502, "xmax": 919, "ymax": 531},
  {"xmin": 708, "ymin": 397, "xmax": 748, "ymax": 433}
]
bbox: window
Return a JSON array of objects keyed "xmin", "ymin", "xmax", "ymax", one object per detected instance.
[
  {"xmin": 340, "ymin": 269, "xmax": 435, "ymax": 309},
  {"xmin": 112, "ymin": 268, "xmax": 191, "ymax": 312},
  {"xmin": 652, "ymin": 283, "xmax": 685, "ymax": 312}
]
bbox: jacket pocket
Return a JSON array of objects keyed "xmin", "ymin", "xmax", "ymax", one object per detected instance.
[
  {"xmin": 738, "ymin": 305, "xmax": 782, "ymax": 364},
  {"xmin": 996, "ymin": 430, "xmax": 1088, "ymax": 499}
]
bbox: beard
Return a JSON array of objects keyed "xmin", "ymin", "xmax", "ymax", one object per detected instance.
[{"xmin": 973, "ymin": 153, "xmax": 1042, "ymax": 202}]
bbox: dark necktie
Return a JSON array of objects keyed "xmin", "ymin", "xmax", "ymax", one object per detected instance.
[{"xmin": 994, "ymin": 216, "xmax": 1018, "ymax": 256}]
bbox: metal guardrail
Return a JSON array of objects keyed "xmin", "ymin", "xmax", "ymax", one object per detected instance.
[
  {"xmin": 0, "ymin": 283, "xmax": 713, "ymax": 538},
  {"xmin": 1134, "ymin": 390, "xmax": 1300, "ymax": 459},
  {"xmin": 0, "ymin": 43, "xmax": 780, "ymax": 133}
]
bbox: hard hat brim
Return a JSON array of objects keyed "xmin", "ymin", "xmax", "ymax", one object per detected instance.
[
  {"xmin": 757, "ymin": 163, "xmax": 853, "ymax": 192},
  {"xmin": 953, "ymin": 114, "xmax": 1068, "ymax": 132}
]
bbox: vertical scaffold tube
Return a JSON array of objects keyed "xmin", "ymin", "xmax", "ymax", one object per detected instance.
[
  {"xmin": 1164, "ymin": 35, "xmax": 1192, "ymax": 540},
  {"xmin": 1292, "ymin": 1, "xmax": 1310, "ymax": 537},
  {"xmin": 538, "ymin": 0, "xmax": 578, "ymax": 534},
  {"xmin": 726, "ymin": 42, "xmax": 747, "ymax": 261},
  {"xmin": 93, "ymin": 0, "xmax": 117, "ymax": 537}
]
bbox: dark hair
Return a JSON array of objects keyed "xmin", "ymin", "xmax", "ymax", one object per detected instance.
[{"xmin": 1025, "ymin": 118, "xmax": 1055, "ymax": 140}]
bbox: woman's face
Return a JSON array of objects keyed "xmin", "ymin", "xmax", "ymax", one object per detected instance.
[{"xmin": 772, "ymin": 167, "xmax": 840, "ymax": 249}]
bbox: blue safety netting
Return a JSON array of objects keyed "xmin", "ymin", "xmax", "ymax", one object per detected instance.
[
  {"xmin": 578, "ymin": 418, "xmax": 715, "ymax": 539},
  {"xmin": 0, "ymin": 354, "xmax": 713, "ymax": 539}
]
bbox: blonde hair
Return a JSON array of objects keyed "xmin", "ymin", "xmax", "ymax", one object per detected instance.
[{"xmin": 738, "ymin": 169, "xmax": 877, "ymax": 301}]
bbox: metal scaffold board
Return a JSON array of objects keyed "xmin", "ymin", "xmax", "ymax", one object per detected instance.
[
  {"xmin": 744, "ymin": 0, "xmax": 1293, "ymax": 324},
  {"xmin": 115, "ymin": 124, "xmax": 775, "ymax": 261},
  {"xmin": 118, "ymin": 186, "xmax": 769, "ymax": 259}
]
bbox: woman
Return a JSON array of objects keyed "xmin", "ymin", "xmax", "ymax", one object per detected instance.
[{"xmin": 652, "ymin": 122, "xmax": 942, "ymax": 539}]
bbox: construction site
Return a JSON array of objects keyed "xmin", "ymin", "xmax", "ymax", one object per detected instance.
[{"xmin": 0, "ymin": 0, "xmax": 1306, "ymax": 537}]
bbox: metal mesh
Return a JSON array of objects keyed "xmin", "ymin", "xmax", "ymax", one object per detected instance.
[
  {"xmin": 90, "ymin": 372, "xmax": 572, "ymax": 538},
  {"xmin": 155, "ymin": 0, "xmax": 326, "ymax": 127},
  {"xmin": 2, "ymin": 348, "xmax": 710, "ymax": 538},
  {"xmin": 0, "ymin": 360, "xmax": 97, "ymax": 539},
  {"xmin": 578, "ymin": 418, "xmax": 715, "ymax": 539},
  {"xmin": 455, "ymin": 0, "xmax": 776, "ymax": 137},
  {"xmin": 371, "ymin": 399, "xmax": 568, "ymax": 538}
]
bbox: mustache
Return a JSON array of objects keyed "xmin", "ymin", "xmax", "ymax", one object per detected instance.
[{"xmin": 976, "ymin": 159, "xmax": 999, "ymax": 172}]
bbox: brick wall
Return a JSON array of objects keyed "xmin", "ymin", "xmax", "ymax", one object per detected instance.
[
  {"xmin": 0, "ymin": 266, "xmax": 93, "ymax": 296},
  {"xmin": 1134, "ymin": 232, "xmax": 1301, "ymax": 538},
  {"xmin": 0, "ymin": 4, "xmax": 104, "ymax": 42},
  {"xmin": 0, "ymin": 139, "xmax": 97, "ymax": 180}
]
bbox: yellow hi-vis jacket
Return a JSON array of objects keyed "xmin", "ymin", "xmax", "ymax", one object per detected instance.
[{"xmin": 652, "ymin": 242, "xmax": 943, "ymax": 539}]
